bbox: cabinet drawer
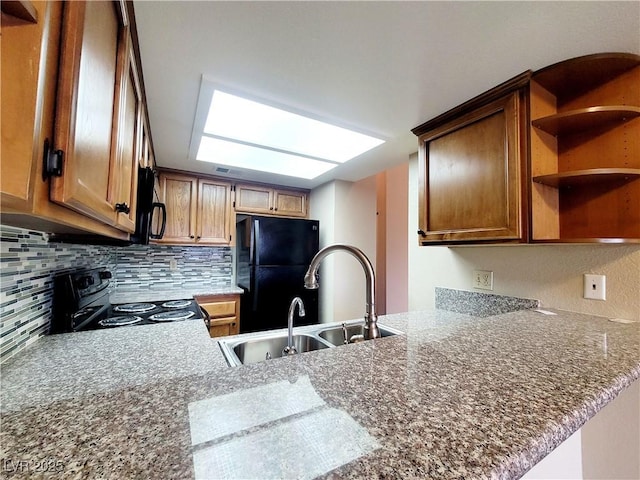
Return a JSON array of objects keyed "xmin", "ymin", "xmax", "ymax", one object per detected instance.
[{"xmin": 201, "ymin": 301, "xmax": 236, "ymax": 318}]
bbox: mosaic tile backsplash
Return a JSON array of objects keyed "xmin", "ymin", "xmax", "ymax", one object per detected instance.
[{"xmin": 0, "ymin": 225, "xmax": 233, "ymax": 364}]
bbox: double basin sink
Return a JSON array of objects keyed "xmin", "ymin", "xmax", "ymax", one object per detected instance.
[{"xmin": 218, "ymin": 320, "xmax": 403, "ymax": 367}]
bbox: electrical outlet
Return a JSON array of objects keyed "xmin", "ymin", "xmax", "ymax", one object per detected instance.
[
  {"xmin": 473, "ymin": 270, "xmax": 493, "ymax": 290},
  {"xmin": 169, "ymin": 259, "xmax": 178, "ymax": 271},
  {"xmin": 584, "ymin": 274, "xmax": 606, "ymax": 300}
]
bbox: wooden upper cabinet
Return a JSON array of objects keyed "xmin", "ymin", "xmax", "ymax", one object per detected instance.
[
  {"xmin": 235, "ymin": 183, "xmax": 308, "ymax": 218},
  {"xmin": 50, "ymin": 1, "xmax": 137, "ymax": 232},
  {"xmin": 156, "ymin": 172, "xmax": 233, "ymax": 245},
  {"xmin": 273, "ymin": 189, "xmax": 308, "ymax": 217},
  {"xmin": 157, "ymin": 173, "xmax": 198, "ymax": 243},
  {"xmin": 234, "ymin": 184, "xmax": 273, "ymax": 214},
  {"xmin": 198, "ymin": 179, "xmax": 233, "ymax": 244},
  {"xmin": 412, "ymin": 73, "xmax": 530, "ymax": 244},
  {"xmin": 1, "ymin": 0, "xmax": 52, "ymax": 211},
  {"xmin": 111, "ymin": 29, "xmax": 142, "ymax": 232}
]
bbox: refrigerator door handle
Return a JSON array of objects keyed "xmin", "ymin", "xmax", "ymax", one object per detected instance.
[{"xmin": 253, "ymin": 219, "xmax": 260, "ymax": 265}]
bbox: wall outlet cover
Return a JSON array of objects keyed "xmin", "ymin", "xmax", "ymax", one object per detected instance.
[{"xmin": 473, "ymin": 270, "xmax": 494, "ymax": 290}]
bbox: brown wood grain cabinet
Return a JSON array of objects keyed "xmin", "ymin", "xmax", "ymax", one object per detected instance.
[
  {"xmin": 156, "ymin": 172, "xmax": 233, "ymax": 245},
  {"xmin": 195, "ymin": 294, "xmax": 240, "ymax": 338},
  {"xmin": 529, "ymin": 53, "xmax": 640, "ymax": 242},
  {"xmin": 1, "ymin": 0, "xmax": 151, "ymax": 240},
  {"xmin": 50, "ymin": 1, "xmax": 138, "ymax": 231},
  {"xmin": 413, "ymin": 53, "xmax": 640, "ymax": 245},
  {"xmin": 235, "ymin": 183, "xmax": 308, "ymax": 218},
  {"xmin": 412, "ymin": 72, "xmax": 530, "ymax": 244}
]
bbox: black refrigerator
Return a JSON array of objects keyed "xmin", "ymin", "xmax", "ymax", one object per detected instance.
[{"xmin": 236, "ymin": 215, "xmax": 320, "ymax": 333}]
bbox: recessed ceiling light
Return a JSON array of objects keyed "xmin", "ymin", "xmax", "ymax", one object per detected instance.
[{"xmin": 191, "ymin": 81, "xmax": 384, "ymax": 180}]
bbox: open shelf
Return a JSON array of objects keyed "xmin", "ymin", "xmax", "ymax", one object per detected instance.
[
  {"xmin": 533, "ymin": 53, "xmax": 640, "ymax": 102},
  {"xmin": 1, "ymin": 0, "xmax": 37, "ymax": 25},
  {"xmin": 531, "ymin": 106, "xmax": 640, "ymax": 136},
  {"xmin": 532, "ymin": 168, "xmax": 640, "ymax": 188},
  {"xmin": 531, "ymin": 237, "xmax": 640, "ymax": 245}
]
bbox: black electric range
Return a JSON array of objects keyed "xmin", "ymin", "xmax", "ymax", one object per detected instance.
[{"xmin": 50, "ymin": 268, "xmax": 207, "ymax": 333}]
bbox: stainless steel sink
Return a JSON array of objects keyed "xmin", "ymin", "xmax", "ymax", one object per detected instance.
[
  {"xmin": 218, "ymin": 321, "xmax": 403, "ymax": 367},
  {"xmin": 317, "ymin": 323, "xmax": 401, "ymax": 346},
  {"xmin": 220, "ymin": 333, "xmax": 332, "ymax": 366}
]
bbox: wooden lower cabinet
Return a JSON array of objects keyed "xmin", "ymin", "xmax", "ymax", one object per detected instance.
[{"xmin": 195, "ymin": 294, "xmax": 240, "ymax": 338}]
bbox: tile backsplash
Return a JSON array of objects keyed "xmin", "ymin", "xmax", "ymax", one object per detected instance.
[
  {"xmin": 0, "ymin": 225, "xmax": 233, "ymax": 364},
  {"xmin": 114, "ymin": 245, "xmax": 232, "ymax": 293}
]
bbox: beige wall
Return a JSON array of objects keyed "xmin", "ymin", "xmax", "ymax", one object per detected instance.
[
  {"xmin": 406, "ymin": 154, "xmax": 640, "ymax": 321},
  {"xmin": 310, "ymin": 178, "xmax": 378, "ymax": 324},
  {"xmin": 383, "ymin": 162, "xmax": 409, "ymax": 314}
]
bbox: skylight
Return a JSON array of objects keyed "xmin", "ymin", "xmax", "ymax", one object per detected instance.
[{"xmin": 194, "ymin": 89, "xmax": 384, "ymax": 179}]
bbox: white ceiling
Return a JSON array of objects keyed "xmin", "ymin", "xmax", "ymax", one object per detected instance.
[{"xmin": 133, "ymin": 1, "xmax": 640, "ymax": 190}]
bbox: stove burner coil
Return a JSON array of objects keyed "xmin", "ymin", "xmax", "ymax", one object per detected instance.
[
  {"xmin": 113, "ymin": 303, "xmax": 156, "ymax": 314},
  {"xmin": 161, "ymin": 300, "xmax": 192, "ymax": 309},
  {"xmin": 98, "ymin": 315, "xmax": 143, "ymax": 327},
  {"xmin": 148, "ymin": 310, "xmax": 195, "ymax": 322}
]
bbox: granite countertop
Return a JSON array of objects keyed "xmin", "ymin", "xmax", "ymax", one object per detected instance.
[
  {"xmin": 109, "ymin": 285, "xmax": 244, "ymax": 304},
  {"xmin": 1, "ymin": 308, "xmax": 639, "ymax": 479}
]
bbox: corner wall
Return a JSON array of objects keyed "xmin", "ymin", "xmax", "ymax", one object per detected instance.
[{"xmin": 309, "ymin": 178, "xmax": 378, "ymax": 324}]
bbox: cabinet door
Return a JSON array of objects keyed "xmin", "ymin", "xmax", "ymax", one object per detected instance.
[
  {"xmin": 273, "ymin": 189, "xmax": 307, "ymax": 217},
  {"xmin": 110, "ymin": 31, "xmax": 141, "ymax": 232},
  {"xmin": 0, "ymin": 0, "xmax": 53, "ymax": 210},
  {"xmin": 197, "ymin": 179, "xmax": 232, "ymax": 244},
  {"xmin": 235, "ymin": 184, "xmax": 273, "ymax": 214},
  {"xmin": 50, "ymin": 1, "xmax": 125, "ymax": 227},
  {"xmin": 417, "ymin": 90, "xmax": 527, "ymax": 243},
  {"xmin": 157, "ymin": 173, "xmax": 197, "ymax": 243}
]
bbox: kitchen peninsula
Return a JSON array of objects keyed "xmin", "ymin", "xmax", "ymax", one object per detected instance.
[{"xmin": 1, "ymin": 298, "xmax": 638, "ymax": 479}]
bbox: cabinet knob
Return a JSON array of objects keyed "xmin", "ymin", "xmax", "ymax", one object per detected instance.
[
  {"xmin": 274, "ymin": 208, "xmax": 278, "ymax": 211},
  {"xmin": 197, "ymin": 236, "xmax": 201, "ymax": 240},
  {"xmin": 269, "ymin": 207, "xmax": 274, "ymax": 210},
  {"xmin": 115, "ymin": 202, "xmax": 130, "ymax": 214},
  {"xmin": 189, "ymin": 235, "xmax": 195, "ymax": 239}
]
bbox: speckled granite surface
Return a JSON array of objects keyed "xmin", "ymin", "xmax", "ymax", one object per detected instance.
[
  {"xmin": 109, "ymin": 285, "xmax": 244, "ymax": 303},
  {"xmin": 435, "ymin": 287, "xmax": 539, "ymax": 316},
  {"xmin": 1, "ymin": 308, "xmax": 638, "ymax": 479}
]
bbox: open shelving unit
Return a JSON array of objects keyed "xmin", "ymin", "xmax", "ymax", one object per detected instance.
[{"xmin": 529, "ymin": 53, "xmax": 640, "ymax": 243}]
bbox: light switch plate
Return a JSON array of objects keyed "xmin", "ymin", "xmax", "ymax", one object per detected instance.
[{"xmin": 584, "ymin": 274, "xmax": 606, "ymax": 300}]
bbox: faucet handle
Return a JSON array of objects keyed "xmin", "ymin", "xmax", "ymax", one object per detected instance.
[{"xmin": 341, "ymin": 323, "xmax": 349, "ymax": 344}]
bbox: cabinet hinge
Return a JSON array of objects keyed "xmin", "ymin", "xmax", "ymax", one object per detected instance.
[{"xmin": 42, "ymin": 139, "xmax": 63, "ymax": 180}]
